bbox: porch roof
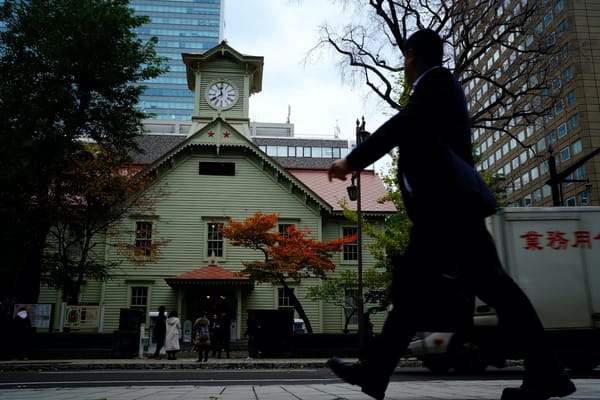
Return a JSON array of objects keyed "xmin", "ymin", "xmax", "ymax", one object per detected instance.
[{"xmin": 165, "ymin": 264, "xmax": 252, "ymax": 287}]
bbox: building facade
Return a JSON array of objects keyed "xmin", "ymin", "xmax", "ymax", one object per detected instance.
[
  {"xmin": 460, "ymin": 0, "xmax": 599, "ymax": 207},
  {"xmin": 130, "ymin": 0, "xmax": 224, "ymax": 120},
  {"xmin": 37, "ymin": 43, "xmax": 395, "ymax": 347}
]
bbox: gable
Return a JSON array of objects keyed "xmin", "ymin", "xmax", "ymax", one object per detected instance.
[{"xmin": 138, "ymin": 118, "xmax": 333, "ymax": 214}]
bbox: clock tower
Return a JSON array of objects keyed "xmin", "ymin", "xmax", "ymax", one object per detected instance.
[{"xmin": 182, "ymin": 41, "xmax": 264, "ymax": 138}]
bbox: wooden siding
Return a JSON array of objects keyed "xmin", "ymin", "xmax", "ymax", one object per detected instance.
[{"xmin": 38, "ymin": 139, "xmax": 391, "ymax": 335}]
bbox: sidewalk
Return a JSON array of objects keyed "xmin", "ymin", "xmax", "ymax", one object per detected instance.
[
  {"xmin": 0, "ymin": 379, "xmax": 598, "ymax": 399},
  {"xmin": 0, "ymin": 357, "xmax": 598, "ymax": 400}
]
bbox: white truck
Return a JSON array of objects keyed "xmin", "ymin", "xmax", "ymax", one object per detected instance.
[{"xmin": 407, "ymin": 207, "xmax": 600, "ymax": 373}]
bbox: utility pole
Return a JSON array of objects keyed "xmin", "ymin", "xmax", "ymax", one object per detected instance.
[
  {"xmin": 346, "ymin": 117, "xmax": 370, "ymax": 350},
  {"xmin": 546, "ymin": 146, "xmax": 600, "ymax": 206}
]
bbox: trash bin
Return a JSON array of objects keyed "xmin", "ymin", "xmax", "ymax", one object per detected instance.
[{"xmin": 112, "ymin": 308, "xmax": 144, "ymax": 358}]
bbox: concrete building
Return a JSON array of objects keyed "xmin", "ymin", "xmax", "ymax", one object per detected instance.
[
  {"xmin": 130, "ymin": 0, "xmax": 224, "ymax": 120},
  {"xmin": 459, "ymin": 0, "xmax": 599, "ymax": 207}
]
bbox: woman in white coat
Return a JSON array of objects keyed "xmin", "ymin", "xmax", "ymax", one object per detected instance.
[{"xmin": 164, "ymin": 310, "xmax": 181, "ymax": 360}]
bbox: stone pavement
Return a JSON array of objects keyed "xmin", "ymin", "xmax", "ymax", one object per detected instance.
[
  {"xmin": 0, "ymin": 358, "xmax": 598, "ymax": 400},
  {"xmin": 0, "ymin": 380, "xmax": 599, "ymax": 400}
]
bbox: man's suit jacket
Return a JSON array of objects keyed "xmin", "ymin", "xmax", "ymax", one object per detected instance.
[{"xmin": 346, "ymin": 67, "xmax": 491, "ymax": 222}]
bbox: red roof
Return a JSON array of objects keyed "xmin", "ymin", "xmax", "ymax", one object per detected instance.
[
  {"xmin": 288, "ymin": 169, "xmax": 396, "ymax": 213},
  {"xmin": 167, "ymin": 265, "xmax": 249, "ymax": 281}
]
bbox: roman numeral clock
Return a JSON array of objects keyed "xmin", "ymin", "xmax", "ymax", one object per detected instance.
[{"xmin": 207, "ymin": 80, "xmax": 238, "ymax": 109}]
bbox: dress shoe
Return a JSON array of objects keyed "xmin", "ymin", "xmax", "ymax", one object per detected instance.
[
  {"xmin": 326, "ymin": 357, "xmax": 387, "ymax": 400},
  {"xmin": 501, "ymin": 373, "xmax": 576, "ymax": 400}
]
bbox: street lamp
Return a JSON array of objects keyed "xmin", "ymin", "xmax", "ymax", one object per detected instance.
[{"xmin": 346, "ymin": 117, "xmax": 370, "ymax": 350}]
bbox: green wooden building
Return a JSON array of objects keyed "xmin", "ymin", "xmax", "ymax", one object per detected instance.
[{"xmin": 37, "ymin": 42, "xmax": 396, "ymax": 342}]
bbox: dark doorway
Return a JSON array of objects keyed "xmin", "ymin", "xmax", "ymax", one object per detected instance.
[{"xmin": 183, "ymin": 286, "xmax": 237, "ymax": 323}]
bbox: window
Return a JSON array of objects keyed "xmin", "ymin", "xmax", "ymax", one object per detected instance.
[
  {"xmin": 278, "ymin": 223, "xmax": 294, "ymax": 238},
  {"xmin": 555, "ymin": 0, "xmax": 564, "ymax": 14},
  {"xmin": 135, "ymin": 221, "xmax": 153, "ymax": 257},
  {"xmin": 199, "ymin": 162, "xmax": 235, "ymax": 176},
  {"xmin": 130, "ymin": 286, "xmax": 148, "ymax": 315},
  {"xmin": 519, "ymin": 151, "xmax": 528, "ymax": 164},
  {"xmin": 555, "ymin": 100, "xmax": 564, "ymax": 115},
  {"xmin": 557, "ymin": 20, "xmax": 567, "ymax": 37},
  {"xmin": 342, "ymin": 227, "xmax": 358, "ymax": 261},
  {"xmin": 568, "ymin": 114, "xmax": 580, "ymax": 130},
  {"xmin": 536, "ymin": 138, "xmax": 546, "ymax": 153},
  {"xmin": 572, "ymin": 139, "xmax": 582, "ymax": 155},
  {"xmin": 579, "ymin": 191, "xmax": 589, "ymax": 205},
  {"xmin": 278, "ymin": 288, "xmax": 294, "ymax": 311},
  {"xmin": 344, "ymin": 288, "xmax": 359, "ymax": 326},
  {"xmin": 557, "ymin": 123, "xmax": 567, "ymax": 138},
  {"xmin": 531, "ymin": 166, "xmax": 539, "ymax": 181},
  {"xmin": 566, "ymin": 197, "xmax": 576, "ymax": 207},
  {"xmin": 512, "ymin": 157, "xmax": 519, "ymax": 169},
  {"xmin": 548, "ymin": 130, "xmax": 557, "ymax": 145},
  {"xmin": 276, "ymin": 146, "xmax": 287, "ymax": 157},
  {"xmin": 566, "ymin": 90, "xmax": 576, "ymax": 107},
  {"xmin": 552, "ymin": 77, "xmax": 561, "ymax": 91},
  {"xmin": 543, "ymin": 185, "xmax": 552, "ymax": 198},
  {"xmin": 522, "ymin": 172, "xmax": 530, "ymax": 186},
  {"xmin": 561, "ymin": 43, "xmax": 569, "ymax": 60},
  {"xmin": 574, "ymin": 166, "xmax": 586, "ymax": 180},
  {"xmin": 534, "ymin": 189, "xmax": 542, "ymax": 203},
  {"xmin": 563, "ymin": 66, "xmax": 573, "ymax": 83},
  {"xmin": 560, "ymin": 146, "xmax": 570, "ymax": 162},
  {"xmin": 543, "ymin": 10, "xmax": 553, "ymax": 26},
  {"xmin": 207, "ymin": 222, "xmax": 224, "ymax": 257},
  {"xmin": 524, "ymin": 194, "xmax": 532, "ymax": 207}
]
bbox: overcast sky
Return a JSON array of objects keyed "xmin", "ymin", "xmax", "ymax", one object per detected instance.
[{"xmin": 223, "ymin": 0, "xmax": 393, "ymax": 146}]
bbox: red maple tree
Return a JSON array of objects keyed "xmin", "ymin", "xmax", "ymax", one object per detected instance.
[{"xmin": 221, "ymin": 212, "xmax": 356, "ymax": 334}]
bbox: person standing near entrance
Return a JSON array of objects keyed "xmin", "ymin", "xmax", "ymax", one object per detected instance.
[
  {"xmin": 164, "ymin": 310, "xmax": 181, "ymax": 360},
  {"xmin": 193, "ymin": 312, "xmax": 211, "ymax": 362},
  {"xmin": 326, "ymin": 28, "xmax": 575, "ymax": 400},
  {"xmin": 152, "ymin": 306, "xmax": 166, "ymax": 359}
]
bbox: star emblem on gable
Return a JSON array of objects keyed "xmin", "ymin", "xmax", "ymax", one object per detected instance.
[
  {"xmin": 208, "ymin": 130, "xmax": 215, "ymax": 137},
  {"xmin": 223, "ymin": 131, "xmax": 230, "ymax": 138}
]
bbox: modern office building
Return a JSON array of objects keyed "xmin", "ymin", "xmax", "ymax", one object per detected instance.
[
  {"xmin": 459, "ymin": 0, "xmax": 599, "ymax": 207},
  {"xmin": 130, "ymin": 0, "xmax": 224, "ymax": 120}
]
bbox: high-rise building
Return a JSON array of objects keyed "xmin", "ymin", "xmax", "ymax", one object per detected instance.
[
  {"xmin": 130, "ymin": 0, "xmax": 224, "ymax": 121},
  {"xmin": 459, "ymin": 0, "xmax": 599, "ymax": 207}
]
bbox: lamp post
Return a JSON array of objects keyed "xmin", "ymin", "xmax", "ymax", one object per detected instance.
[{"xmin": 346, "ymin": 117, "xmax": 370, "ymax": 350}]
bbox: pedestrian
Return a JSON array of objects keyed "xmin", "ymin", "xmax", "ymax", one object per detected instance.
[
  {"xmin": 152, "ymin": 306, "xmax": 166, "ymax": 359},
  {"xmin": 326, "ymin": 29, "xmax": 575, "ymax": 400},
  {"xmin": 193, "ymin": 312, "xmax": 211, "ymax": 362},
  {"xmin": 164, "ymin": 310, "xmax": 180, "ymax": 360},
  {"xmin": 244, "ymin": 310, "xmax": 259, "ymax": 359},
  {"xmin": 219, "ymin": 312, "xmax": 231, "ymax": 358},
  {"xmin": 12, "ymin": 306, "xmax": 32, "ymax": 360},
  {"xmin": 209, "ymin": 313, "xmax": 221, "ymax": 357}
]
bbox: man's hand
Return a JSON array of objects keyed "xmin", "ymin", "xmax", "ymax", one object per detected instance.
[{"xmin": 328, "ymin": 158, "xmax": 351, "ymax": 182}]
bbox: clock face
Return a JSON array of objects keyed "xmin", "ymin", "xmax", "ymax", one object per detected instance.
[{"xmin": 207, "ymin": 81, "xmax": 237, "ymax": 109}]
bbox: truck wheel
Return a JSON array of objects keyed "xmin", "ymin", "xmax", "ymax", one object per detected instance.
[
  {"xmin": 449, "ymin": 334, "xmax": 488, "ymax": 373},
  {"xmin": 422, "ymin": 355, "xmax": 452, "ymax": 373}
]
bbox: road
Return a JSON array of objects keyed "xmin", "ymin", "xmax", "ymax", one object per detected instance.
[{"xmin": 1, "ymin": 366, "xmax": 598, "ymax": 390}]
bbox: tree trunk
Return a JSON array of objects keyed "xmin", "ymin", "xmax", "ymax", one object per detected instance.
[{"xmin": 280, "ymin": 279, "xmax": 313, "ymax": 334}]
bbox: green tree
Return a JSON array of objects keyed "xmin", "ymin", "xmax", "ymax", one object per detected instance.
[
  {"xmin": 306, "ymin": 268, "xmax": 387, "ymax": 333},
  {"xmin": 41, "ymin": 144, "xmax": 168, "ymax": 304},
  {"xmin": 0, "ymin": 0, "xmax": 166, "ymax": 303}
]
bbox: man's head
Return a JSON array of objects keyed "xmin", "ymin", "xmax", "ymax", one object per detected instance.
[{"xmin": 403, "ymin": 29, "xmax": 443, "ymax": 84}]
